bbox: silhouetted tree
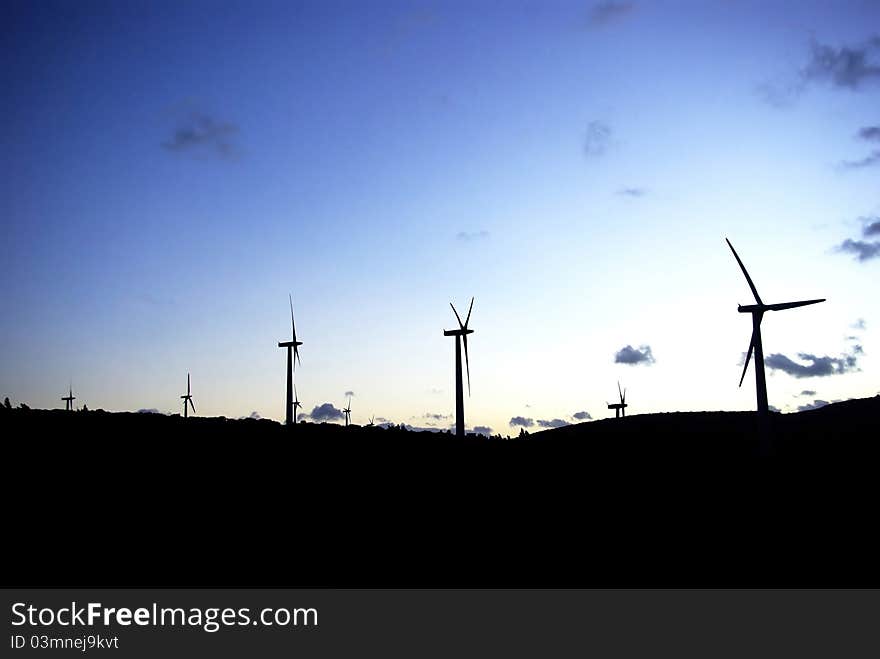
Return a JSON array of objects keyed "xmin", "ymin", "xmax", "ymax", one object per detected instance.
[
  {"xmin": 19, "ymin": 402, "xmax": 30, "ymax": 410},
  {"xmin": 3, "ymin": 397, "xmax": 11, "ymax": 409},
  {"xmin": 81, "ymin": 404, "xmax": 89, "ymax": 412}
]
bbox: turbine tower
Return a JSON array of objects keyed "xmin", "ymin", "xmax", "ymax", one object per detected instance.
[
  {"xmin": 443, "ymin": 297, "xmax": 474, "ymax": 438},
  {"xmin": 62, "ymin": 384, "xmax": 75, "ymax": 411},
  {"xmin": 726, "ymin": 238, "xmax": 825, "ymax": 416},
  {"xmin": 607, "ymin": 382, "xmax": 628, "ymax": 418},
  {"xmin": 181, "ymin": 372, "xmax": 196, "ymax": 418},
  {"xmin": 342, "ymin": 395, "xmax": 352, "ymax": 427},
  {"xmin": 278, "ymin": 294, "xmax": 303, "ymax": 425}
]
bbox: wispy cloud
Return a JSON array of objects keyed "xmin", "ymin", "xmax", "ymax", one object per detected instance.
[
  {"xmin": 164, "ymin": 112, "xmax": 240, "ymax": 158},
  {"xmin": 617, "ymin": 187, "xmax": 646, "ymax": 198},
  {"xmin": 614, "ymin": 344, "xmax": 655, "ymax": 365},
  {"xmin": 851, "ymin": 318, "xmax": 867, "ymax": 330},
  {"xmin": 456, "ymin": 230, "xmax": 490, "ymax": 242},
  {"xmin": 798, "ymin": 390, "xmax": 817, "ymax": 397},
  {"xmin": 137, "ymin": 408, "xmax": 162, "ymax": 414},
  {"xmin": 344, "ymin": 390, "xmax": 355, "ymax": 398},
  {"xmin": 589, "ymin": 2, "xmax": 635, "ymax": 27},
  {"xmin": 583, "ymin": 120, "xmax": 612, "ymax": 157},
  {"xmin": 840, "ymin": 151, "xmax": 880, "ymax": 169},
  {"xmin": 509, "ymin": 416, "xmax": 534, "ymax": 427}
]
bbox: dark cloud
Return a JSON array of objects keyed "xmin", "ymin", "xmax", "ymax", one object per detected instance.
[
  {"xmin": 802, "ymin": 36, "xmax": 880, "ymax": 90},
  {"xmin": 572, "ymin": 411, "xmax": 592, "ymax": 420},
  {"xmin": 307, "ymin": 402, "xmax": 345, "ymax": 422},
  {"xmin": 765, "ymin": 350, "xmax": 859, "ymax": 378},
  {"xmin": 584, "ymin": 120, "xmax": 612, "ymax": 157},
  {"xmin": 797, "ymin": 399, "xmax": 830, "ymax": 412},
  {"xmin": 537, "ymin": 418, "xmax": 571, "ymax": 428},
  {"xmin": 164, "ymin": 113, "xmax": 239, "ymax": 158},
  {"xmin": 472, "ymin": 425, "xmax": 493, "ymax": 436},
  {"xmin": 344, "ymin": 391, "xmax": 355, "ymax": 398},
  {"xmin": 759, "ymin": 36, "xmax": 880, "ymax": 106},
  {"xmin": 769, "ymin": 405, "xmax": 781, "ymax": 413},
  {"xmin": 248, "ymin": 411, "xmax": 260, "ymax": 420},
  {"xmin": 589, "ymin": 1, "xmax": 634, "ymax": 26},
  {"xmin": 617, "ymin": 187, "xmax": 646, "ymax": 197},
  {"xmin": 799, "ymin": 390, "xmax": 817, "ymax": 397},
  {"xmin": 861, "ymin": 218, "xmax": 880, "ymax": 237},
  {"xmin": 858, "ymin": 126, "xmax": 880, "ymax": 142},
  {"xmin": 509, "ymin": 416, "xmax": 534, "ymax": 427},
  {"xmin": 614, "ymin": 344, "xmax": 655, "ymax": 365},
  {"xmin": 138, "ymin": 408, "xmax": 161, "ymax": 414},
  {"xmin": 456, "ymin": 230, "xmax": 489, "ymax": 242},
  {"xmin": 837, "ymin": 238, "xmax": 880, "ymax": 261}
]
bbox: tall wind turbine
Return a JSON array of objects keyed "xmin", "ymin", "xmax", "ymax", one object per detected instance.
[
  {"xmin": 181, "ymin": 372, "xmax": 196, "ymax": 418},
  {"xmin": 278, "ymin": 294, "xmax": 303, "ymax": 425},
  {"xmin": 443, "ymin": 297, "xmax": 474, "ymax": 438},
  {"xmin": 607, "ymin": 381, "xmax": 627, "ymax": 418},
  {"xmin": 342, "ymin": 395, "xmax": 352, "ymax": 427},
  {"xmin": 726, "ymin": 238, "xmax": 825, "ymax": 416},
  {"xmin": 62, "ymin": 384, "xmax": 75, "ymax": 411}
]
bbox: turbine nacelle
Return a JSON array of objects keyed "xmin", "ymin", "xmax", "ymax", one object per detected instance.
[{"xmin": 443, "ymin": 328, "xmax": 474, "ymax": 337}]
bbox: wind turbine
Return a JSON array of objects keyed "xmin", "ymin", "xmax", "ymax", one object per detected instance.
[
  {"xmin": 278, "ymin": 294, "xmax": 303, "ymax": 425},
  {"xmin": 726, "ymin": 238, "xmax": 825, "ymax": 416},
  {"xmin": 181, "ymin": 372, "xmax": 196, "ymax": 418},
  {"xmin": 342, "ymin": 395, "xmax": 352, "ymax": 427},
  {"xmin": 62, "ymin": 384, "xmax": 75, "ymax": 411},
  {"xmin": 292, "ymin": 384, "xmax": 302, "ymax": 423},
  {"xmin": 443, "ymin": 297, "xmax": 474, "ymax": 438},
  {"xmin": 607, "ymin": 381, "xmax": 627, "ymax": 418}
]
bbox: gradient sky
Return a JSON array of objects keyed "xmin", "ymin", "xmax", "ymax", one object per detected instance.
[{"xmin": 2, "ymin": 0, "xmax": 878, "ymax": 434}]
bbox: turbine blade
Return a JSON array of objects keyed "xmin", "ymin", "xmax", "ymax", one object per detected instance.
[
  {"xmin": 464, "ymin": 296, "xmax": 474, "ymax": 328},
  {"xmin": 189, "ymin": 398, "xmax": 196, "ymax": 414},
  {"xmin": 739, "ymin": 331, "xmax": 756, "ymax": 388},
  {"xmin": 463, "ymin": 334, "xmax": 471, "ymax": 396},
  {"xmin": 622, "ymin": 388, "xmax": 626, "ymax": 404},
  {"xmin": 294, "ymin": 383, "xmax": 298, "ymax": 402},
  {"xmin": 450, "ymin": 302, "xmax": 464, "ymax": 329},
  {"xmin": 617, "ymin": 381, "xmax": 622, "ymax": 402},
  {"xmin": 187, "ymin": 372, "xmax": 191, "ymax": 395},
  {"xmin": 765, "ymin": 298, "xmax": 826, "ymax": 311},
  {"xmin": 289, "ymin": 294, "xmax": 297, "ymax": 342},
  {"xmin": 294, "ymin": 345, "xmax": 301, "ymax": 369},
  {"xmin": 726, "ymin": 238, "xmax": 763, "ymax": 306}
]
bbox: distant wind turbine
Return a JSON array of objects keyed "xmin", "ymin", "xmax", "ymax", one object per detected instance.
[
  {"xmin": 343, "ymin": 395, "xmax": 352, "ymax": 427},
  {"xmin": 278, "ymin": 294, "xmax": 303, "ymax": 425},
  {"xmin": 292, "ymin": 384, "xmax": 302, "ymax": 423},
  {"xmin": 62, "ymin": 384, "xmax": 76, "ymax": 411},
  {"xmin": 181, "ymin": 372, "xmax": 196, "ymax": 418},
  {"xmin": 443, "ymin": 297, "xmax": 475, "ymax": 438},
  {"xmin": 607, "ymin": 381, "xmax": 627, "ymax": 418},
  {"xmin": 726, "ymin": 238, "xmax": 825, "ymax": 417}
]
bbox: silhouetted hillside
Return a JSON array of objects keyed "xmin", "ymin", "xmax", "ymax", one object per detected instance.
[{"xmin": 4, "ymin": 398, "xmax": 878, "ymax": 588}]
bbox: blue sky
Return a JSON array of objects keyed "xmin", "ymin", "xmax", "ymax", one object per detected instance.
[{"xmin": 2, "ymin": 1, "xmax": 878, "ymax": 433}]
